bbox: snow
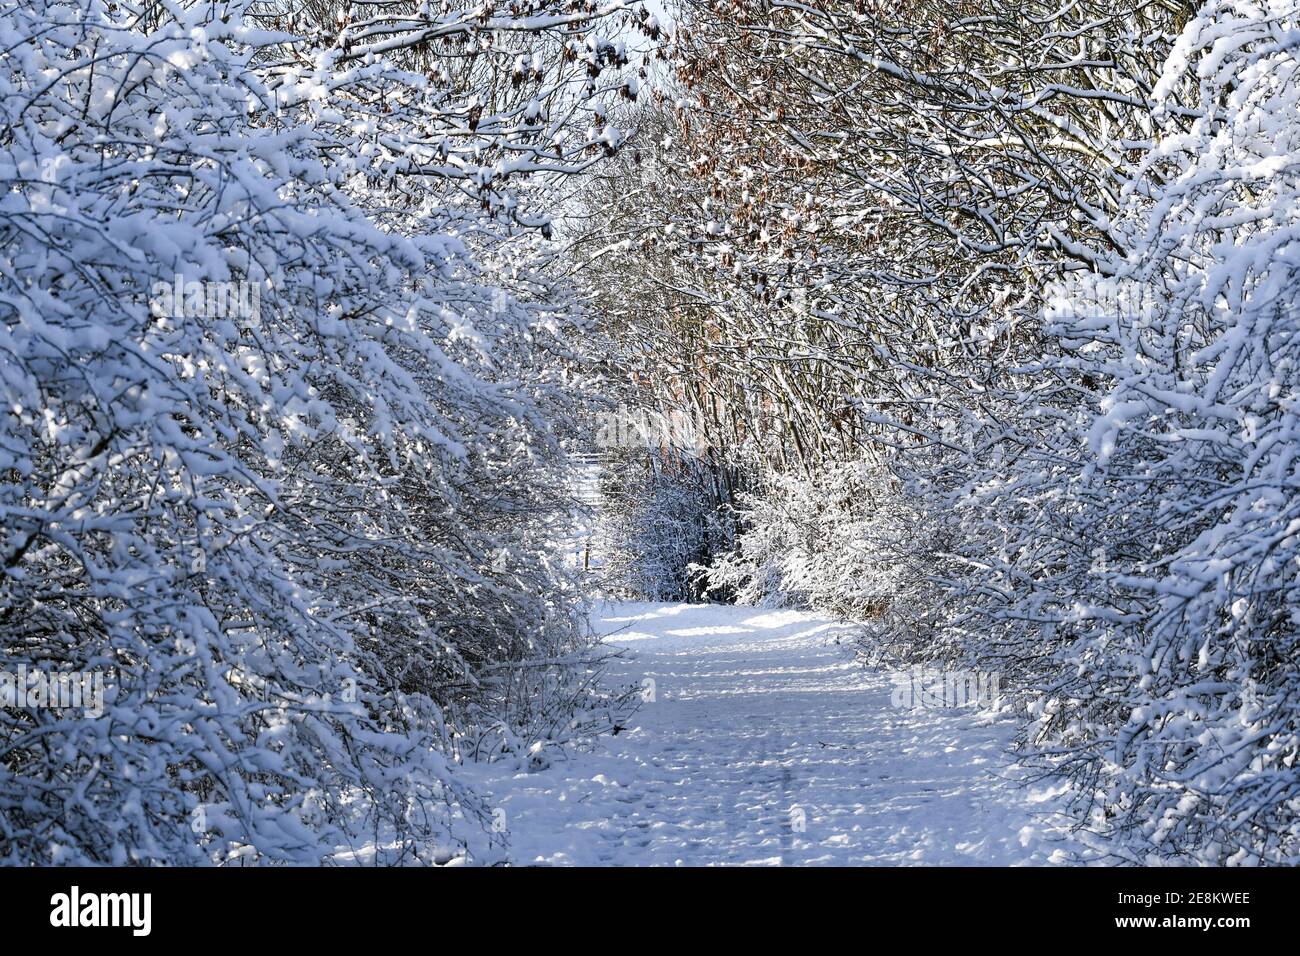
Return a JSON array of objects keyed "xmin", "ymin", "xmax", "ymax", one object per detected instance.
[
  {"xmin": 5, "ymin": 0, "xmax": 1295, "ymax": 868},
  {"xmin": 475, "ymin": 601, "xmax": 1076, "ymax": 866}
]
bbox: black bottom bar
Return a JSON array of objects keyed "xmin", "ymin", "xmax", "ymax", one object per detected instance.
[{"xmin": 0, "ymin": 865, "xmax": 1288, "ymax": 943}]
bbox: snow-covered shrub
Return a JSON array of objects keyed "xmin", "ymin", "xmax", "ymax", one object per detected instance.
[
  {"xmin": 599, "ymin": 450, "xmax": 740, "ymax": 602},
  {"xmin": 936, "ymin": 0, "xmax": 1300, "ymax": 863},
  {"xmin": 701, "ymin": 459, "xmax": 924, "ymax": 618},
  {"xmin": 1037, "ymin": 0, "xmax": 1300, "ymax": 863},
  {"xmin": 0, "ymin": 0, "xmax": 639, "ymax": 865}
]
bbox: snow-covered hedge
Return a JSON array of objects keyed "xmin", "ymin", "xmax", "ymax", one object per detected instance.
[
  {"xmin": 1000, "ymin": 0, "xmax": 1300, "ymax": 863},
  {"xmin": 598, "ymin": 451, "xmax": 739, "ymax": 602},
  {"xmin": 700, "ymin": 460, "xmax": 929, "ymax": 624},
  {"xmin": 0, "ymin": 0, "xmax": 638, "ymax": 865}
]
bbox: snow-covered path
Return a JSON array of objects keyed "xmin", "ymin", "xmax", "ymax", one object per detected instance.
[{"xmin": 488, "ymin": 601, "xmax": 1072, "ymax": 866}]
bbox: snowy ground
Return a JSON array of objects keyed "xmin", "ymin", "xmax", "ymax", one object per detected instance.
[{"xmin": 478, "ymin": 601, "xmax": 1078, "ymax": 866}]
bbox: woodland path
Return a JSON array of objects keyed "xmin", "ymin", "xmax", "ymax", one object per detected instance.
[{"xmin": 481, "ymin": 601, "xmax": 1074, "ymax": 866}]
